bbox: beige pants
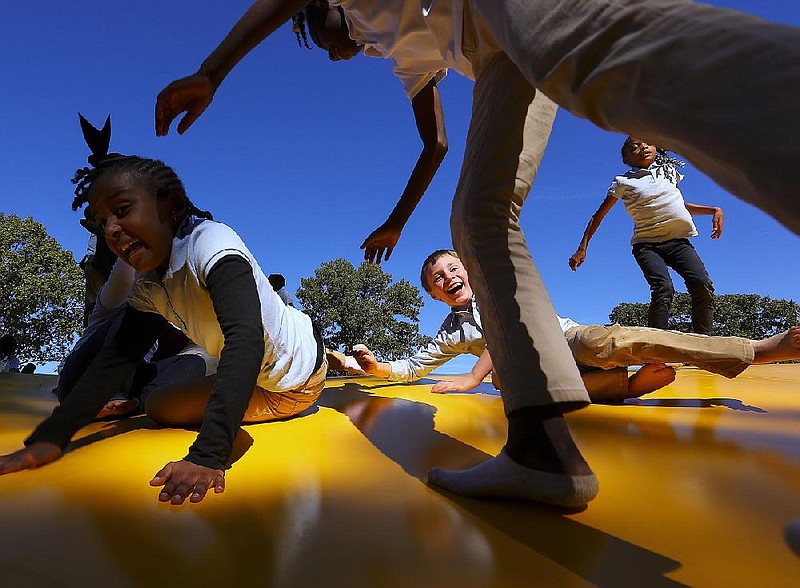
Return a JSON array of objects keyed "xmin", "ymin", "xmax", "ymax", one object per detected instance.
[
  {"xmin": 451, "ymin": 0, "xmax": 799, "ymax": 416},
  {"xmin": 566, "ymin": 324, "xmax": 754, "ymax": 378},
  {"xmin": 243, "ymin": 356, "xmax": 327, "ymax": 422}
]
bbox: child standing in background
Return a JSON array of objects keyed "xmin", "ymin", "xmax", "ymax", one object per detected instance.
[
  {"xmin": 569, "ymin": 137, "xmax": 723, "ymax": 334},
  {"xmin": 0, "ymin": 117, "xmax": 327, "ymax": 505}
]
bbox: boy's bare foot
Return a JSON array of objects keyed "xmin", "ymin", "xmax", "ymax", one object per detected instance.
[
  {"xmin": 627, "ymin": 363, "xmax": 677, "ymax": 398},
  {"xmin": 752, "ymin": 327, "xmax": 800, "ymax": 364},
  {"xmin": 96, "ymin": 398, "xmax": 139, "ymax": 420},
  {"xmin": 427, "ymin": 405, "xmax": 599, "ymax": 507}
]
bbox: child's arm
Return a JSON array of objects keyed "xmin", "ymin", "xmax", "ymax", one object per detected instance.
[
  {"xmin": 430, "ymin": 348, "xmax": 493, "ymax": 394},
  {"xmin": 155, "ymin": 0, "xmax": 308, "ymax": 136},
  {"xmin": 684, "ymin": 202, "xmax": 724, "ymax": 238},
  {"xmin": 361, "ymin": 78, "xmax": 448, "ymax": 263},
  {"xmin": 352, "ymin": 345, "xmax": 392, "ymax": 378},
  {"xmin": 568, "ymin": 195, "xmax": 618, "ymax": 271},
  {"xmin": 149, "ymin": 255, "xmax": 264, "ymax": 505},
  {"xmin": 0, "ymin": 308, "xmax": 165, "ymax": 475}
]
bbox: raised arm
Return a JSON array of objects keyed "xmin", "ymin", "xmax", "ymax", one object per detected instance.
[
  {"xmin": 361, "ymin": 78, "xmax": 448, "ymax": 263},
  {"xmin": 684, "ymin": 202, "xmax": 724, "ymax": 238},
  {"xmin": 568, "ymin": 195, "xmax": 618, "ymax": 271},
  {"xmin": 155, "ymin": 0, "xmax": 308, "ymax": 136}
]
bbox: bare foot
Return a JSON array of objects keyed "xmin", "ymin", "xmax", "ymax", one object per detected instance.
[
  {"xmin": 96, "ymin": 398, "xmax": 139, "ymax": 420},
  {"xmin": 627, "ymin": 363, "xmax": 676, "ymax": 398},
  {"xmin": 752, "ymin": 327, "xmax": 800, "ymax": 364}
]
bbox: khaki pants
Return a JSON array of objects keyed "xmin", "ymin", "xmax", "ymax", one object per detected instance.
[
  {"xmin": 243, "ymin": 355, "xmax": 327, "ymax": 422},
  {"xmin": 566, "ymin": 324, "xmax": 754, "ymax": 378},
  {"xmin": 451, "ymin": 0, "xmax": 799, "ymax": 415}
]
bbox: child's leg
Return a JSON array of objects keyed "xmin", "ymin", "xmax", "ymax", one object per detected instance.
[
  {"xmin": 566, "ymin": 324, "xmax": 753, "ymax": 379},
  {"xmin": 144, "ymin": 356, "xmax": 327, "ymax": 426},
  {"xmin": 660, "ymin": 239, "xmax": 715, "ymax": 335},
  {"xmin": 469, "ymin": 0, "xmax": 800, "ymax": 234},
  {"xmin": 631, "ymin": 243, "xmax": 674, "ymax": 330},
  {"xmin": 439, "ymin": 53, "xmax": 597, "ymax": 507}
]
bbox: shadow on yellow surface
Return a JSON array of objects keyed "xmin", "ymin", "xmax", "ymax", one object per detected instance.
[{"xmin": 1, "ymin": 366, "xmax": 799, "ymax": 586}]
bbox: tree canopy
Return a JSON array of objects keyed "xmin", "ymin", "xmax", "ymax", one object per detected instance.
[
  {"xmin": 610, "ymin": 293, "xmax": 800, "ymax": 339},
  {"xmin": 296, "ymin": 258, "xmax": 430, "ymax": 360},
  {"xmin": 0, "ymin": 214, "xmax": 84, "ymax": 363}
]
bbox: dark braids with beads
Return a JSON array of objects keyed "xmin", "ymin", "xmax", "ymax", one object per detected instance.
[
  {"xmin": 291, "ymin": 1, "xmax": 332, "ymax": 50},
  {"xmin": 71, "ymin": 114, "xmax": 212, "ymax": 221}
]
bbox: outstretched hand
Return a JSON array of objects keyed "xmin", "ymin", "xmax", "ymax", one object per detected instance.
[
  {"xmin": 0, "ymin": 442, "xmax": 62, "ymax": 475},
  {"xmin": 568, "ymin": 250, "xmax": 586, "ymax": 271},
  {"xmin": 361, "ymin": 224, "xmax": 402, "ymax": 264},
  {"xmin": 155, "ymin": 72, "xmax": 217, "ymax": 137},
  {"xmin": 352, "ymin": 345, "xmax": 378, "ymax": 374},
  {"xmin": 430, "ymin": 374, "xmax": 481, "ymax": 394},
  {"xmin": 150, "ymin": 459, "xmax": 225, "ymax": 505}
]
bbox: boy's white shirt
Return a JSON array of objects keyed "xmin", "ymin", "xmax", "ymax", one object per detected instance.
[
  {"xmin": 387, "ymin": 296, "xmax": 578, "ymax": 381},
  {"xmin": 329, "ymin": 0, "xmax": 471, "ymax": 98},
  {"xmin": 608, "ymin": 162, "xmax": 698, "ymax": 244},
  {"xmin": 128, "ymin": 218, "xmax": 317, "ymax": 392}
]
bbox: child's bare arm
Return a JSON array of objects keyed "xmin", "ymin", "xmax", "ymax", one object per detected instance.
[
  {"xmin": 0, "ymin": 443, "xmax": 62, "ymax": 476},
  {"xmin": 431, "ymin": 348, "xmax": 493, "ymax": 394},
  {"xmin": 569, "ymin": 195, "xmax": 618, "ymax": 270},
  {"xmin": 361, "ymin": 79, "xmax": 448, "ymax": 263},
  {"xmin": 353, "ymin": 345, "xmax": 392, "ymax": 378},
  {"xmin": 684, "ymin": 202, "xmax": 724, "ymax": 238},
  {"xmin": 156, "ymin": 0, "xmax": 308, "ymax": 136}
]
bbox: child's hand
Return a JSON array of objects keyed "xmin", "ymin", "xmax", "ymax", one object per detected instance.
[
  {"xmin": 352, "ymin": 345, "xmax": 378, "ymax": 374},
  {"xmin": 711, "ymin": 207, "xmax": 724, "ymax": 239},
  {"xmin": 430, "ymin": 375, "xmax": 481, "ymax": 394},
  {"xmin": 0, "ymin": 442, "xmax": 62, "ymax": 475},
  {"xmin": 361, "ymin": 224, "xmax": 402, "ymax": 264},
  {"xmin": 149, "ymin": 459, "xmax": 225, "ymax": 505},
  {"xmin": 568, "ymin": 250, "xmax": 586, "ymax": 271},
  {"xmin": 155, "ymin": 72, "xmax": 216, "ymax": 137}
]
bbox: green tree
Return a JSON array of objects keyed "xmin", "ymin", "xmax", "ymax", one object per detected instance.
[
  {"xmin": 0, "ymin": 214, "xmax": 84, "ymax": 363},
  {"xmin": 609, "ymin": 293, "xmax": 800, "ymax": 339},
  {"xmin": 296, "ymin": 258, "xmax": 430, "ymax": 360}
]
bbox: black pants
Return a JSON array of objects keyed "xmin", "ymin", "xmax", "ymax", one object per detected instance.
[{"xmin": 632, "ymin": 238, "xmax": 715, "ymax": 335}]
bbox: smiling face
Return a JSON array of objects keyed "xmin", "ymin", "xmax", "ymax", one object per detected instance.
[
  {"xmin": 425, "ymin": 254, "xmax": 473, "ymax": 309},
  {"xmin": 88, "ymin": 169, "xmax": 180, "ymax": 274},
  {"xmin": 307, "ymin": 2, "xmax": 362, "ymax": 61},
  {"xmin": 622, "ymin": 137, "xmax": 658, "ymax": 168}
]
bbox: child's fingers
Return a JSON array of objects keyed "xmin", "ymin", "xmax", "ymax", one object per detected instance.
[{"xmin": 149, "ymin": 462, "xmax": 174, "ymax": 486}]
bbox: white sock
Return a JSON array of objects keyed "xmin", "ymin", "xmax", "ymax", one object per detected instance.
[{"xmin": 427, "ymin": 450, "xmax": 599, "ymax": 508}]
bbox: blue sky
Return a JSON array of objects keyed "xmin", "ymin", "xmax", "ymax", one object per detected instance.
[{"xmin": 2, "ymin": 1, "xmax": 799, "ymax": 374}]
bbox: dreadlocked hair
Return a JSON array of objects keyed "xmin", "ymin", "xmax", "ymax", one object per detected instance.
[
  {"xmin": 70, "ymin": 155, "xmax": 213, "ymax": 220},
  {"xmin": 291, "ymin": 1, "xmax": 331, "ymax": 50}
]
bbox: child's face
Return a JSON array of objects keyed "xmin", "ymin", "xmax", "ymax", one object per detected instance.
[
  {"xmin": 622, "ymin": 138, "xmax": 657, "ymax": 168},
  {"xmin": 308, "ymin": 4, "xmax": 362, "ymax": 61},
  {"xmin": 88, "ymin": 170, "xmax": 177, "ymax": 274},
  {"xmin": 426, "ymin": 254, "xmax": 473, "ymax": 308}
]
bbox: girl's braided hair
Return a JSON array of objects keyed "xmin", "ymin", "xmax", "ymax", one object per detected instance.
[
  {"xmin": 291, "ymin": 1, "xmax": 331, "ymax": 50},
  {"xmin": 71, "ymin": 114, "xmax": 212, "ymax": 220}
]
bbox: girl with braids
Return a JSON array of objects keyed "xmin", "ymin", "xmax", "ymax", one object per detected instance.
[
  {"xmin": 569, "ymin": 137, "xmax": 723, "ymax": 335},
  {"xmin": 154, "ymin": 0, "xmax": 800, "ymax": 509},
  {"xmin": 0, "ymin": 116, "xmax": 327, "ymax": 505}
]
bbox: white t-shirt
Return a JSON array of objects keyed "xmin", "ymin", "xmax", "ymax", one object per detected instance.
[
  {"xmin": 330, "ymin": 0, "xmax": 471, "ymax": 98},
  {"xmin": 608, "ymin": 163, "xmax": 698, "ymax": 244},
  {"xmin": 128, "ymin": 218, "xmax": 318, "ymax": 392}
]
